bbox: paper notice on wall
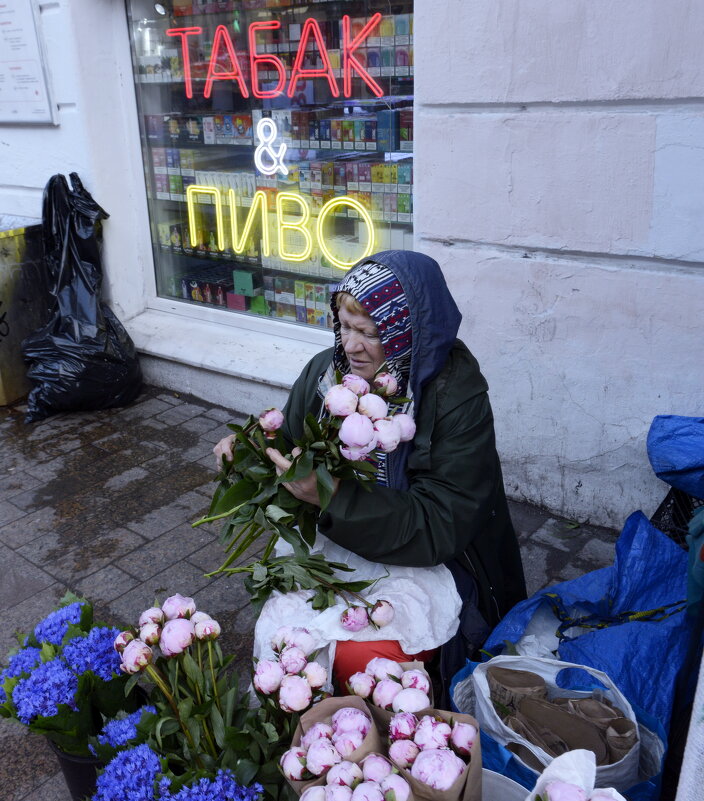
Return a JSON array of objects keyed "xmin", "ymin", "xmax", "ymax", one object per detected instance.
[{"xmin": 0, "ymin": 1, "xmax": 55, "ymax": 124}]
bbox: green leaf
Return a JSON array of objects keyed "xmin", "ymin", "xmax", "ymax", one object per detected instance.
[
  {"xmin": 281, "ymin": 449, "xmax": 314, "ymax": 483},
  {"xmin": 178, "ymin": 697, "xmax": 194, "ymax": 723},
  {"xmin": 211, "ymin": 704, "xmax": 226, "ymax": 748},
  {"xmin": 265, "ymin": 504, "xmax": 294, "ymax": 524},
  {"xmin": 211, "ymin": 479, "xmax": 257, "ymax": 517},
  {"xmin": 181, "ymin": 653, "xmax": 204, "ymax": 694},
  {"xmin": 315, "ymin": 463, "xmax": 335, "ymax": 510}
]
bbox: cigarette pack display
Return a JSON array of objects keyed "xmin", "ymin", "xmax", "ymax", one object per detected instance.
[
  {"xmin": 334, "ymin": 164, "xmax": 347, "ymax": 190},
  {"xmin": 319, "ymin": 118, "xmax": 331, "ymax": 146},
  {"xmin": 399, "ymin": 109, "xmax": 413, "ymax": 151},
  {"xmin": 357, "ymin": 162, "xmax": 372, "ymax": 189},
  {"xmin": 342, "ymin": 119, "xmax": 355, "ymax": 148},
  {"xmin": 371, "ymin": 162, "xmax": 385, "ymax": 189},
  {"xmin": 376, "ymin": 109, "xmax": 399, "ymax": 151},
  {"xmin": 364, "ymin": 119, "xmax": 377, "ymax": 149},
  {"xmin": 321, "ymin": 161, "xmax": 334, "ymax": 190},
  {"xmin": 308, "ymin": 117, "xmax": 320, "ymax": 142}
]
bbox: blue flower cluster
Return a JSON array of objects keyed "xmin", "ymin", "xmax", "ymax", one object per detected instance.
[
  {"xmin": 93, "ymin": 743, "xmax": 161, "ymax": 801},
  {"xmin": 0, "ymin": 647, "xmax": 42, "ymax": 703},
  {"xmin": 63, "ymin": 626, "xmax": 122, "ymax": 682},
  {"xmin": 97, "ymin": 705, "xmax": 157, "ymax": 748},
  {"xmin": 33, "ymin": 602, "xmax": 85, "ymax": 645},
  {"xmin": 157, "ymin": 771, "xmax": 263, "ymax": 801},
  {"xmin": 11, "ymin": 659, "xmax": 78, "ymax": 724}
]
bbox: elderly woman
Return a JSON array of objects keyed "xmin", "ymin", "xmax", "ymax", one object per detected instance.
[{"xmin": 215, "ymin": 250, "xmax": 525, "ymax": 688}]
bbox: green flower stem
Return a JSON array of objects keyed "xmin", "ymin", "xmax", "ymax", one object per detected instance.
[
  {"xmin": 205, "ymin": 521, "xmax": 263, "ymax": 576},
  {"xmin": 181, "ymin": 649, "xmax": 218, "ymax": 760},
  {"xmin": 261, "ymin": 532, "xmax": 278, "ymax": 562},
  {"xmin": 192, "ymin": 500, "xmax": 249, "ymax": 527},
  {"xmin": 207, "ymin": 640, "xmax": 222, "ymax": 714}
]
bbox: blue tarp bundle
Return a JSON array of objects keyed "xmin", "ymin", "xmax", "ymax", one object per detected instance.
[{"xmin": 647, "ymin": 415, "xmax": 704, "ymax": 499}]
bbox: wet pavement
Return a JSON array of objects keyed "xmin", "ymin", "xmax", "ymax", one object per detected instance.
[{"xmin": 0, "ymin": 385, "xmax": 621, "ymax": 801}]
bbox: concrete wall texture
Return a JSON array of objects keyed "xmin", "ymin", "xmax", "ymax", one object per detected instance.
[{"xmin": 1, "ymin": 1, "xmax": 702, "ymax": 528}]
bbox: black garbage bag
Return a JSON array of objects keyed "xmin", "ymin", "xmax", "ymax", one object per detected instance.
[{"xmin": 21, "ymin": 173, "xmax": 142, "ymax": 423}]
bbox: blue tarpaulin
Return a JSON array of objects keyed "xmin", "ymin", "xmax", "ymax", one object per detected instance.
[{"xmin": 647, "ymin": 415, "xmax": 704, "ymax": 499}]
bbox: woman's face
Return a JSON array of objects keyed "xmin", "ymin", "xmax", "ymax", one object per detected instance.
[{"xmin": 338, "ymin": 305, "xmax": 386, "ymax": 381}]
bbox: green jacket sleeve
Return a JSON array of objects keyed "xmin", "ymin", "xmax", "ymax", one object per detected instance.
[{"xmin": 317, "ymin": 389, "xmax": 501, "ymax": 568}]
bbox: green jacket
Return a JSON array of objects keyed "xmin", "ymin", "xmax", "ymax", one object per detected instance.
[{"xmin": 281, "ymin": 341, "xmax": 527, "ymax": 627}]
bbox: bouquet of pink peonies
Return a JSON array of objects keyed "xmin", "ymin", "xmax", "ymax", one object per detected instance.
[{"xmin": 195, "ymin": 373, "xmax": 415, "ymax": 617}]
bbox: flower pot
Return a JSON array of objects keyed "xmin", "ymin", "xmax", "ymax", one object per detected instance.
[{"xmin": 47, "ymin": 738, "xmax": 105, "ymax": 801}]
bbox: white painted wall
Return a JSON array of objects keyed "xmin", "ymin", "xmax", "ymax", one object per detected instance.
[{"xmin": 3, "ymin": 1, "xmax": 703, "ymax": 527}]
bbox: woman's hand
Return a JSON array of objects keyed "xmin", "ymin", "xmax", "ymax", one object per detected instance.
[
  {"xmin": 266, "ymin": 447, "xmax": 340, "ymax": 507},
  {"xmin": 213, "ymin": 434, "xmax": 236, "ymax": 469}
]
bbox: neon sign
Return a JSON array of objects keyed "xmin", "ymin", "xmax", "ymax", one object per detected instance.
[{"xmin": 167, "ymin": 13, "xmax": 383, "ymax": 100}]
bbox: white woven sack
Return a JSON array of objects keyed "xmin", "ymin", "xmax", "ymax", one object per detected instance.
[{"xmin": 472, "ymin": 655, "xmax": 640, "ymax": 791}]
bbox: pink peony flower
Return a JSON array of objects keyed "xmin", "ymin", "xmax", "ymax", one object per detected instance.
[
  {"xmin": 351, "ymin": 782, "xmax": 384, "ymax": 801},
  {"xmin": 113, "ymin": 630, "xmax": 134, "ymax": 653},
  {"xmin": 373, "ymin": 419, "xmax": 401, "ymax": 453},
  {"xmin": 333, "ymin": 729, "xmax": 365, "ymax": 758},
  {"xmin": 300, "ymin": 722, "xmax": 334, "ymax": 750},
  {"xmin": 307, "ymin": 738, "xmax": 342, "ymax": 776},
  {"xmin": 389, "ymin": 712, "xmax": 418, "ymax": 741},
  {"xmin": 331, "ymin": 707, "xmax": 372, "ymax": 736},
  {"xmin": 365, "ymin": 658, "xmax": 404, "ymax": 682},
  {"xmin": 341, "ymin": 606, "xmax": 370, "ymax": 632},
  {"xmin": 280, "ymin": 645, "xmax": 308, "ymax": 674},
  {"xmin": 400, "ymin": 669, "xmax": 430, "ymax": 694},
  {"xmin": 190, "ymin": 611, "xmax": 212, "ymax": 624},
  {"xmin": 392, "ymin": 414, "xmax": 415, "ymax": 443},
  {"xmin": 120, "ymin": 639, "xmax": 153, "ymax": 674},
  {"xmin": 138, "ymin": 607, "xmax": 165, "ymax": 627},
  {"xmin": 279, "ymin": 674, "xmax": 313, "ymax": 712},
  {"xmin": 372, "ymin": 679, "xmax": 403, "ymax": 710},
  {"xmin": 325, "ymin": 385, "xmax": 360, "ymax": 417},
  {"xmin": 194, "ymin": 617, "xmax": 221, "ymax": 640},
  {"xmin": 303, "ymin": 661, "xmax": 328, "ymax": 689},
  {"xmin": 342, "ymin": 374, "xmax": 371, "ymax": 396},
  {"xmin": 326, "ymin": 761, "xmax": 364, "ymax": 788},
  {"xmin": 271, "ymin": 626, "xmax": 294, "ymax": 652},
  {"xmin": 544, "ymin": 781, "xmax": 587, "ymax": 801},
  {"xmin": 161, "ymin": 593, "xmax": 196, "ymax": 620},
  {"xmin": 449, "ymin": 721, "xmax": 476, "ymax": 756},
  {"xmin": 301, "ymin": 788, "xmax": 327, "ymax": 801},
  {"xmin": 380, "ymin": 774, "xmax": 411, "ymax": 801},
  {"xmin": 340, "ymin": 443, "xmax": 377, "ymax": 461},
  {"xmin": 410, "ymin": 748, "xmax": 466, "ymax": 790},
  {"xmin": 159, "ymin": 618, "xmax": 195, "ymax": 656},
  {"xmin": 373, "ymin": 373, "xmax": 398, "ymax": 397},
  {"xmin": 347, "ymin": 671, "xmax": 376, "ymax": 698},
  {"xmin": 259, "ymin": 408, "xmax": 284, "ymax": 433},
  {"xmin": 325, "ymin": 787, "xmax": 353, "ymax": 801},
  {"xmin": 369, "ymin": 600, "xmax": 395, "ymax": 628},
  {"xmin": 280, "ymin": 747, "xmax": 309, "ymax": 781},
  {"xmin": 286, "ymin": 627, "xmax": 317, "ymax": 655},
  {"xmin": 339, "ymin": 413, "xmax": 376, "ymax": 449},
  {"xmin": 361, "ymin": 754, "xmax": 393, "ymax": 783},
  {"xmin": 253, "ymin": 659, "xmax": 285, "ymax": 694},
  {"xmin": 139, "ymin": 622, "xmax": 161, "ymax": 646},
  {"xmin": 414, "ymin": 716, "xmax": 452, "ymax": 750},
  {"xmin": 357, "ymin": 393, "xmax": 389, "ymax": 422},
  {"xmin": 391, "ymin": 688, "xmax": 430, "ymax": 713},
  {"xmin": 388, "ymin": 739, "xmax": 420, "ymax": 770}
]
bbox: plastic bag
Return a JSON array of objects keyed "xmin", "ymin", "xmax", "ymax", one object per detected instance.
[
  {"xmin": 647, "ymin": 415, "xmax": 704, "ymax": 499},
  {"xmin": 21, "ymin": 174, "xmax": 141, "ymax": 423},
  {"xmin": 524, "ymin": 750, "xmax": 627, "ymax": 801}
]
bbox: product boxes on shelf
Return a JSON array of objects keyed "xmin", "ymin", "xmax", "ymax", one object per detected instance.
[
  {"xmin": 233, "ymin": 268, "xmax": 263, "ymax": 297},
  {"xmin": 399, "ymin": 108, "xmax": 413, "ymax": 151},
  {"xmin": 376, "ymin": 109, "xmax": 399, "ymax": 151}
]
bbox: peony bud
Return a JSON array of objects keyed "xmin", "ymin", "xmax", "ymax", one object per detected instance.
[
  {"xmin": 414, "ymin": 716, "xmax": 451, "ymax": 750},
  {"xmin": 372, "ymin": 679, "xmax": 403, "ymax": 710},
  {"xmin": 545, "ymin": 781, "xmax": 587, "ymax": 801},
  {"xmin": 373, "ymin": 373, "xmax": 398, "ymax": 397},
  {"xmin": 369, "ymin": 600, "xmax": 395, "ymax": 628},
  {"xmin": 340, "ymin": 443, "xmax": 377, "ymax": 462},
  {"xmin": 301, "ymin": 788, "xmax": 327, "ymax": 801},
  {"xmin": 194, "ymin": 617, "xmax": 221, "ymax": 640},
  {"xmin": 389, "ymin": 712, "xmax": 418, "ymax": 742},
  {"xmin": 449, "ymin": 721, "xmax": 476, "ymax": 756},
  {"xmin": 410, "ymin": 748, "xmax": 465, "ymax": 791},
  {"xmin": 259, "ymin": 408, "xmax": 284, "ymax": 434},
  {"xmin": 347, "ymin": 671, "xmax": 376, "ymax": 699},
  {"xmin": 300, "ymin": 722, "xmax": 334, "ymax": 750},
  {"xmin": 400, "ymin": 669, "xmax": 430, "ymax": 694},
  {"xmin": 341, "ymin": 606, "xmax": 370, "ymax": 632},
  {"xmin": 388, "ymin": 739, "xmax": 420, "ymax": 770},
  {"xmin": 339, "ymin": 413, "xmax": 376, "ymax": 449},
  {"xmin": 286, "ymin": 627, "xmax": 317, "ymax": 655},
  {"xmin": 307, "ymin": 738, "xmax": 343, "ymax": 776},
  {"xmin": 361, "ymin": 754, "xmax": 393, "ymax": 783},
  {"xmin": 113, "ymin": 630, "xmax": 135, "ymax": 653},
  {"xmin": 253, "ymin": 659, "xmax": 285, "ymax": 695},
  {"xmin": 279, "ymin": 674, "xmax": 313, "ymax": 712},
  {"xmin": 392, "ymin": 688, "xmax": 430, "ymax": 714},
  {"xmin": 373, "ymin": 419, "xmax": 401, "ymax": 453},
  {"xmin": 351, "ymin": 782, "xmax": 384, "ymax": 801},
  {"xmin": 325, "ymin": 787, "xmax": 353, "ymax": 801},
  {"xmin": 357, "ymin": 394, "xmax": 389, "ymax": 422},
  {"xmin": 159, "ymin": 618, "xmax": 195, "ymax": 656},
  {"xmin": 303, "ymin": 661, "xmax": 328, "ymax": 689},
  {"xmin": 161, "ymin": 593, "xmax": 196, "ymax": 620},
  {"xmin": 325, "ymin": 385, "xmax": 360, "ymax": 417},
  {"xmin": 342, "ymin": 374, "xmax": 371, "ymax": 396},
  {"xmin": 280, "ymin": 645, "xmax": 308, "ymax": 674},
  {"xmin": 331, "ymin": 707, "xmax": 372, "ymax": 736},
  {"xmin": 392, "ymin": 414, "xmax": 415, "ymax": 443},
  {"xmin": 333, "ymin": 729, "xmax": 365, "ymax": 758},
  {"xmin": 271, "ymin": 625, "xmax": 294, "ymax": 653},
  {"xmin": 139, "ymin": 622, "xmax": 161, "ymax": 646},
  {"xmin": 190, "ymin": 611, "xmax": 212, "ymax": 624},
  {"xmin": 120, "ymin": 639, "xmax": 153, "ymax": 674},
  {"xmin": 326, "ymin": 761, "xmax": 364, "ymax": 789},
  {"xmin": 138, "ymin": 607, "xmax": 165, "ymax": 627},
  {"xmin": 280, "ymin": 747, "xmax": 309, "ymax": 782},
  {"xmin": 365, "ymin": 657, "xmax": 404, "ymax": 682},
  {"xmin": 380, "ymin": 774, "xmax": 411, "ymax": 801}
]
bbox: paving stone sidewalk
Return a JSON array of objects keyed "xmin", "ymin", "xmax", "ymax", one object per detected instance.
[{"xmin": 0, "ymin": 386, "xmax": 620, "ymax": 801}]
